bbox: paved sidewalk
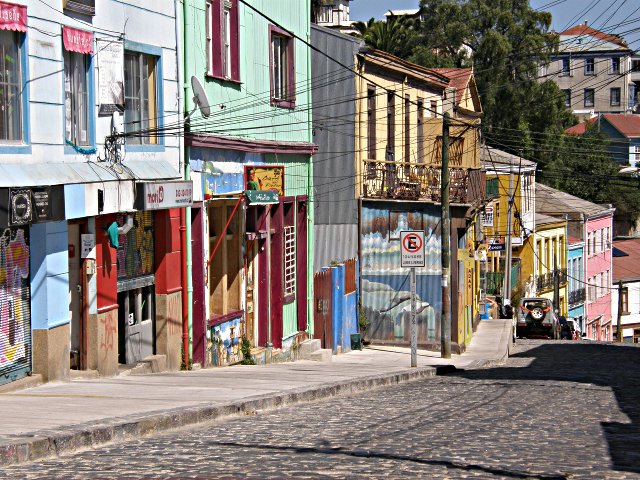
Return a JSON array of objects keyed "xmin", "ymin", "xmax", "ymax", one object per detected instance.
[{"xmin": 0, "ymin": 318, "xmax": 511, "ymax": 466}]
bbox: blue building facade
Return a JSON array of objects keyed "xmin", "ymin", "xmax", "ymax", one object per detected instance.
[{"xmin": 568, "ymin": 240, "xmax": 585, "ymax": 332}]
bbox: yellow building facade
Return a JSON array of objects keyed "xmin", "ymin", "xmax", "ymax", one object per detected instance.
[{"xmin": 534, "ymin": 215, "xmax": 569, "ymax": 316}]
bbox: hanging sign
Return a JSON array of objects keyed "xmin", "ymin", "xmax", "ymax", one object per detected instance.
[
  {"xmin": 481, "ymin": 206, "xmax": 494, "ymax": 227},
  {"xmin": 97, "ymin": 39, "xmax": 124, "ymax": 115},
  {"xmin": 400, "ymin": 230, "xmax": 425, "ymax": 268},
  {"xmin": 244, "ymin": 165, "xmax": 285, "ymax": 195},
  {"xmin": 0, "ymin": 1, "xmax": 27, "ymax": 33},
  {"xmin": 63, "ymin": 26, "xmax": 93, "ymax": 54}
]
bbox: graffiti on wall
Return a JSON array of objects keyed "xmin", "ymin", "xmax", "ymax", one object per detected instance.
[
  {"xmin": 361, "ymin": 205, "xmax": 442, "ymax": 345},
  {"xmin": 0, "ymin": 228, "xmax": 29, "ymax": 370},
  {"xmin": 191, "ymin": 148, "xmax": 265, "ymax": 196},
  {"xmin": 117, "ymin": 212, "xmax": 154, "ymax": 279},
  {"xmin": 99, "ymin": 310, "xmax": 117, "ymax": 356}
]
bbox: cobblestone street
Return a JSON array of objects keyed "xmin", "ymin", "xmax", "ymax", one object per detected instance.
[{"xmin": 2, "ymin": 340, "xmax": 639, "ymax": 479}]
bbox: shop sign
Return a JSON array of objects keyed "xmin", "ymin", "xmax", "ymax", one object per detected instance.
[
  {"xmin": 63, "ymin": 26, "xmax": 93, "ymax": 54},
  {"xmin": 136, "ymin": 181, "xmax": 193, "ymax": 210},
  {"xmin": 487, "ymin": 236, "xmax": 505, "ymax": 251},
  {"xmin": 0, "ymin": 186, "xmax": 65, "ymax": 227},
  {"xmin": 244, "ymin": 189, "xmax": 279, "ymax": 205},
  {"xmin": 244, "ymin": 165, "xmax": 284, "ymax": 195},
  {"xmin": 0, "ymin": 1, "xmax": 27, "ymax": 33},
  {"xmin": 481, "ymin": 206, "xmax": 494, "ymax": 227}
]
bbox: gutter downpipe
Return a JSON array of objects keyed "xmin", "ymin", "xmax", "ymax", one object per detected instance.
[
  {"xmin": 306, "ymin": 5, "xmax": 313, "ymax": 335},
  {"xmin": 177, "ymin": 0, "xmax": 192, "ymax": 365}
]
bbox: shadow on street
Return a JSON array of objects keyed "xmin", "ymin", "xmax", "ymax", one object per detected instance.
[{"xmin": 454, "ymin": 342, "xmax": 640, "ymax": 474}]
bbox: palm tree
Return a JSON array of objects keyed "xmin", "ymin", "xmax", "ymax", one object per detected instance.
[{"xmin": 352, "ymin": 16, "xmax": 418, "ymax": 58}]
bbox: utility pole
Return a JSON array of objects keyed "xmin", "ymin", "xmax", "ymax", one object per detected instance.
[
  {"xmin": 503, "ymin": 165, "xmax": 514, "ymax": 309},
  {"xmin": 617, "ymin": 280, "xmax": 624, "ymax": 342},
  {"xmin": 410, "ymin": 266, "xmax": 417, "ymax": 367},
  {"xmin": 441, "ymin": 113, "xmax": 451, "ymax": 359}
]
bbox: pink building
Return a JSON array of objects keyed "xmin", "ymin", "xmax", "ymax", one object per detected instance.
[
  {"xmin": 536, "ymin": 184, "xmax": 615, "ymax": 340},
  {"xmin": 585, "ymin": 215, "xmax": 615, "ymax": 340}
]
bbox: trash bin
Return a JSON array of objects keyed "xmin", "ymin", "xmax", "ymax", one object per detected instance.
[{"xmin": 350, "ymin": 333, "xmax": 363, "ymax": 351}]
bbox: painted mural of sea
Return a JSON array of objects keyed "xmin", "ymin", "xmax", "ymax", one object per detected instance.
[{"xmin": 363, "ymin": 273, "xmax": 442, "ymax": 310}]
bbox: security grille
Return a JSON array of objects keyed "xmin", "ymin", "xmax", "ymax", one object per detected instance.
[
  {"xmin": 0, "ymin": 227, "xmax": 31, "ymax": 385},
  {"xmin": 284, "ymin": 225, "xmax": 296, "ymax": 297},
  {"xmin": 117, "ymin": 211, "xmax": 154, "ymax": 281}
]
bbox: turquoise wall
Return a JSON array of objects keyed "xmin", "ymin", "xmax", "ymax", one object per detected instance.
[{"xmin": 183, "ymin": 0, "xmax": 312, "ymax": 145}]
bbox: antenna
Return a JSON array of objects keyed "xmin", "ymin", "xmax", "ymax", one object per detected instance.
[{"xmin": 186, "ymin": 76, "xmax": 211, "ymax": 122}]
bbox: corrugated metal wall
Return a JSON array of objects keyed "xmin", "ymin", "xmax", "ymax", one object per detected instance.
[{"xmin": 311, "ymin": 26, "xmax": 359, "ymax": 271}]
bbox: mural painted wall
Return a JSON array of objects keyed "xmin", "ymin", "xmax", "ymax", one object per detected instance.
[
  {"xmin": 361, "ymin": 202, "xmax": 441, "ymax": 345},
  {"xmin": 0, "ymin": 227, "xmax": 29, "ymax": 375}
]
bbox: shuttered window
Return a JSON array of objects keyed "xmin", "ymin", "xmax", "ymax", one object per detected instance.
[{"xmin": 206, "ymin": 0, "xmax": 240, "ymax": 82}]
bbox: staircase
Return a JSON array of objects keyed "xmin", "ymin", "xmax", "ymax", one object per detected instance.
[
  {"xmin": 298, "ymin": 339, "xmax": 332, "ymax": 363},
  {"xmin": 119, "ymin": 355, "xmax": 167, "ymax": 376}
]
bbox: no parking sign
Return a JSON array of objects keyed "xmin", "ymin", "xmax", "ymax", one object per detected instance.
[{"xmin": 400, "ymin": 230, "xmax": 425, "ymax": 268}]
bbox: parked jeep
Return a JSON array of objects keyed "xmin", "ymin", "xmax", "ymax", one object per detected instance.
[{"xmin": 516, "ymin": 298, "xmax": 560, "ymax": 339}]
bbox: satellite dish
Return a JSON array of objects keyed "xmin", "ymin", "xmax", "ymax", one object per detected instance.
[{"xmin": 191, "ymin": 76, "xmax": 211, "ymax": 119}]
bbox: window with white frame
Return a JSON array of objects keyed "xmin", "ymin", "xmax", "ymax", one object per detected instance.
[
  {"xmin": 561, "ymin": 57, "xmax": 570, "ymax": 75},
  {"xmin": 64, "ymin": 51, "xmax": 89, "ymax": 146},
  {"xmin": 124, "ymin": 50, "xmax": 158, "ymax": 145},
  {"xmin": 588, "ymin": 276, "xmax": 595, "ymax": 301},
  {"xmin": 611, "ymin": 87, "xmax": 621, "ymax": 107},
  {"xmin": 0, "ymin": 31, "xmax": 23, "ymax": 142},
  {"xmin": 611, "ymin": 57, "xmax": 620, "ymax": 74},
  {"xmin": 585, "ymin": 58, "xmax": 595, "ymax": 75}
]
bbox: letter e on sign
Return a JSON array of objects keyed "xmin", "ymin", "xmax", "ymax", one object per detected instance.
[{"xmin": 400, "ymin": 230, "xmax": 425, "ymax": 268}]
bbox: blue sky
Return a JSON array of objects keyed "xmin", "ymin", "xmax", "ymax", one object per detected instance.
[{"xmin": 350, "ymin": 0, "xmax": 640, "ymax": 48}]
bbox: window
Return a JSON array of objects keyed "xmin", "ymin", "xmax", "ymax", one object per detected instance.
[
  {"xmin": 0, "ymin": 31, "xmax": 23, "ymax": 142},
  {"xmin": 611, "ymin": 57, "xmax": 620, "ymax": 74},
  {"xmin": 283, "ymin": 202, "xmax": 296, "ymax": 301},
  {"xmin": 430, "ymin": 100, "xmax": 437, "ymax": 118},
  {"xmin": 588, "ymin": 277, "xmax": 596, "ymax": 301},
  {"xmin": 585, "ymin": 58, "xmax": 595, "ymax": 75},
  {"xmin": 611, "ymin": 87, "xmax": 621, "ymax": 107},
  {"xmin": 387, "ymin": 91, "xmax": 395, "ymax": 150},
  {"xmin": 561, "ymin": 58, "xmax": 570, "ymax": 75},
  {"xmin": 270, "ymin": 26, "xmax": 295, "ymax": 108},
  {"xmin": 404, "ymin": 94, "xmax": 410, "ymax": 175},
  {"xmin": 206, "ymin": 0, "xmax": 240, "ymax": 81},
  {"xmin": 563, "ymin": 89, "xmax": 571, "ymax": 108},
  {"xmin": 584, "ymin": 89, "xmax": 595, "ymax": 108},
  {"xmin": 367, "ymin": 85, "xmax": 376, "ymax": 161},
  {"xmin": 64, "ymin": 51, "xmax": 89, "ymax": 146},
  {"xmin": 621, "ymin": 287, "xmax": 629, "ymax": 314},
  {"xmin": 538, "ymin": 62, "xmax": 548, "ymax": 77},
  {"xmin": 124, "ymin": 51, "xmax": 158, "ymax": 145},
  {"xmin": 417, "ymin": 98, "xmax": 424, "ymax": 164}
]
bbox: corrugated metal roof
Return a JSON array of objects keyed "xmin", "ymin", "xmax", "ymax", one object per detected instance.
[
  {"xmin": 536, "ymin": 212, "xmax": 566, "ymax": 227},
  {"xmin": 536, "ymin": 183, "xmax": 612, "ymax": 218},
  {"xmin": 0, "ymin": 160, "xmax": 180, "ymax": 187},
  {"xmin": 613, "ymin": 239, "xmax": 640, "ymax": 281},
  {"xmin": 481, "ymin": 145, "xmax": 536, "ymax": 170}
]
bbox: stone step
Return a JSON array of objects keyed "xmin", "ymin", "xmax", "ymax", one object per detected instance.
[
  {"xmin": 298, "ymin": 339, "xmax": 321, "ymax": 359},
  {"xmin": 308, "ymin": 349, "xmax": 332, "ymax": 363}
]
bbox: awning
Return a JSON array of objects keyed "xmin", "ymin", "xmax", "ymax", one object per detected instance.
[
  {"xmin": 63, "ymin": 26, "xmax": 93, "ymax": 54},
  {"xmin": 0, "ymin": 160, "xmax": 181, "ymax": 187},
  {"xmin": 0, "ymin": 1, "xmax": 26, "ymax": 33},
  {"xmin": 244, "ymin": 189, "xmax": 279, "ymax": 205}
]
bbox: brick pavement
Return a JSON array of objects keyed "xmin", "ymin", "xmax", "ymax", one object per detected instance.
[{"xmin": 1, "ymin": 339, "xmax": 638, "ymax": 479}]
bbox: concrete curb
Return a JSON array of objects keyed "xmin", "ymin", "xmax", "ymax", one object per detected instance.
[{"xmin": 0, "ymin": 366, "xmax": 437, "ymax": 466}]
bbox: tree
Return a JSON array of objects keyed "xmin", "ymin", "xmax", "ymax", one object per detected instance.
[
  {"xmin": 411, "ymin": 0, "xmax": 574, "ymax": 159},
  {"xmin": 351, "ymin": 15, "xmax": 419, "ymax": 59}
]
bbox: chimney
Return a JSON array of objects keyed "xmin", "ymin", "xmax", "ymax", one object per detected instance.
[{"xmin": 584, "ymin": 20, "xmax": 588, "ymax": 26}]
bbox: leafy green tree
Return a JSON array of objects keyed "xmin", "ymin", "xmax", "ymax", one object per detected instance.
[{"xmin": 352, "ymin": 15, "xmax": 419, "ymax": 59}]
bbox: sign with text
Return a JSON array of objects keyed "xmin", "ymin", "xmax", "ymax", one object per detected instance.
[
  {"xmin": 481, "ymin": 206, "xmax": 494, "ymax": 227},
  {"xmin": 400, "ymin": 230, "xmax": 425, "ymax": 268},
  {"xmin": 81, "ymin": 234, "xmax": 95, "ymax": 259},
  {"xmin": 487, "ymin": 236, "xmax": 506, "ymax": 251},
  {"xmin": 244, "ymin": 189, "xmax": 279, "ymax": 204},
  {"xmin": 136, "ymin": 181, "xmax": 193, "ymax": 210},
  {"xmin": 97, "ymin": 39, "xmax": 124, "ymax": 115},
  {"xmin": 244, "ymin": 165, "xmax": 285, "ymax": 195}
]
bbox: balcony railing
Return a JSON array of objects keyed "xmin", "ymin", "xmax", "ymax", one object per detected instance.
[
  {"xmin": 362, "ymin": 159, "xmax": 485, "ymax": 204},
  {"xmin": 536, "ymin": 269, "xmax": 568, "ymax": 292},
  {"xmin": 569, "ymin": 287, "xmax": 586, "ymax": 306}
]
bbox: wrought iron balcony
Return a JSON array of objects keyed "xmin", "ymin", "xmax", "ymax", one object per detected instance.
[
  {"xmin": 361, "ymin": 158, "xmax": 485, "ymax": 204},
  {"xmin": 569, "ymin": 288, "xmax": 586, "ymax": 306},
  {"xmin": 536, "ymin": 269, "xmax": 568, "ymax": 292}
]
